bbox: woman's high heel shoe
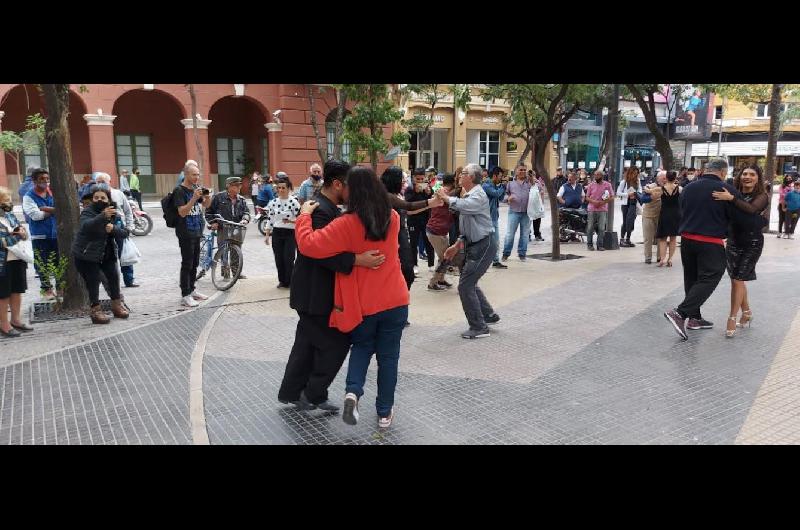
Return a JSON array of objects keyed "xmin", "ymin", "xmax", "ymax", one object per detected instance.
[
  {"xmin": 738, "ymin": 310, "xmax": 753, "ymax": 328},
  {"xmin": 666, "ymin": 260, "xmax": 673, "ymax": 267},
  {"xmin": 726, "ymin": 316, "xmax": 737, "ymax": 338}
]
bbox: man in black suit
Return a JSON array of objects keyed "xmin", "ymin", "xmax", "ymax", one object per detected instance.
[{"xmin": 277, "ymin": 160, "xmax": 385, "ymax": 411}]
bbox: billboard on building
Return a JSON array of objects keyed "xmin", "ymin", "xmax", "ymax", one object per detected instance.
[{"xmin": 671, "ymin": 85, "xmax": 714, "ymax": 140}]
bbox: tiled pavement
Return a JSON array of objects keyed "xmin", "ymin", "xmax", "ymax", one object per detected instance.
[{"xmin": 2, "ymin": 203, "xmax": 800, "ymax": 444}]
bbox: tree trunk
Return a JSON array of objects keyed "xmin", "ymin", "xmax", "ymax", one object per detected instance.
[
  {"xmin": 187, "ymin": 84, "xmax": 206, "ymax": 186},
  {"xmin": 40, "ymin": 84, "xmax": 87, "ymax": 310},
  {"xmin": 517, "ymin": 141, "xmax": 531, "ymax": 167},
  {"xmin": 627, "ymin": 84, "xmax": 676, "ymax": 170},
  {"xmin": 532, "ymin": 137, "xmax": 561, "ymax": 260},
  {"xmin": 333, "ymin": 88, "xmax": 347, "ymax": 160},
  {"xmin": 763, "ymin": 83, "xmax": 784, "ymax": 229},
  {"xmin": 13, "ymin": 154, "xmax": 22, "ymax": 185},
  {"xmin": 606, "ymin": 84, "xmax": 620, "ymax": 232},
  {"xmin": 306, "ymin": 84, "xmax": 327, "ymax": 163}
]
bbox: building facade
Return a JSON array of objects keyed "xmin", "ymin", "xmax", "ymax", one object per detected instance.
[
  {"xmin": 691, "ymin": 98, "xmax": 800, "ymax": 178},
  {"xmin": 0, "ymin": 84, "xmax": 391, "ymax": 199}
]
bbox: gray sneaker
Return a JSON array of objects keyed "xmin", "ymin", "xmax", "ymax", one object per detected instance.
[
  {"xmin": 461, "ymin": 328, "xmax": 490, "ymax": 339},
  {"xmin": 664, "ymin": 309, "xmax": 688, "ymax": 340},
  {"xmin": 342, "ymin": 393, "xmax": 359, "ymax": 425}
]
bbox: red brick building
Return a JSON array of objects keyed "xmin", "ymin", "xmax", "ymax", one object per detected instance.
[{"xmin": 0, "ymin": 84, "xmax": 391, "ymax": 199}]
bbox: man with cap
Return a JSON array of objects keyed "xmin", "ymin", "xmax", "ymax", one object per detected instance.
[{"xmin": 205, "ymin": 176, "xmax": 252, "ymax": 278}]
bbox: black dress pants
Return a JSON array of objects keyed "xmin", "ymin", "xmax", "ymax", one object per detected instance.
[
  {"xmin": 676, "ymin": 238, "xmax": 727, "ymax": 319},
  {"xmin": 75, "ymin": 257, "xmax": 121, "ymax": 306},
  {"xmin": 278, "ymin": 312, "xmax": 352, "ymax": 405},
  {"xmin": 178, "ymin": 236, "xmax": 201, "ymax": 297},
  {"xmin": 408, "ymin": 224, "xmax": 434, "ymax": 267},
  {"xmin": 272, "ymin": 227, "xmax": 297, "ymax": 286}
]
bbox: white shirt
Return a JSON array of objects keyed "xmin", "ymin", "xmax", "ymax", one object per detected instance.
[
  {"xmin": 251, "ymin": 182, "xmax": 259, "ymax": 195},
  {"xmin": 266, "ymin": 196, "xmax": 301, "ymax": 231}
]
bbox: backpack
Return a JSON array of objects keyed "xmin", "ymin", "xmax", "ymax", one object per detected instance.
[{"xmin": 161, "ymin": 188, "xmax": 180, "ymax": 228}]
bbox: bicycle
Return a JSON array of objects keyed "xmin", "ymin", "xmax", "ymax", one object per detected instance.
[{"xmin": 196, "ymin": 214, "xmax": 247, "ymax": 291}]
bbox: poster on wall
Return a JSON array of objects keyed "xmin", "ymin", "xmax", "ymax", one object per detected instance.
[
  {"xmin": 589, "ymin": 161, "xmax": 597, "ymax": 169},
  {"xmin": 635, "ymin": 161, "xmax": 642, "ymax": 167},
  {"xmin": 672, "ymin": 84, "xmax": 714, "ymax": 140},
  {"xmin": 578, "ymin": 161, "xmax": 586, "ymax": 169},
  {"xmin": 567, "ymin": 162, "xmax": 575, "ymax": 169}
]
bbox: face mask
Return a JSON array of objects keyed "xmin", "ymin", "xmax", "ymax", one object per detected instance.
[
  {"xmin": 92, "ymin": 200, "xmax": 108, "ymax": 212},
  {"xmin": 595, "ymin": 177, "xmax": 603, "ymax": 182},
  {"xmin": 311, "ymin": 173, "xmax": 321, "ymax": 181},
  {"xmin": 1, "ymin": 202, "xmax": 13, "ymax": 212}
]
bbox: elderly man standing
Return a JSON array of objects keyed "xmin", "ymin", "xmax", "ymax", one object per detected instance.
[
  {"xmin": 296, "ymin": 163, "xmax": 323, "ymax": 204},
  {"xmin": 664, "ymin": 158, "xmax": 740, "ymax": 340},
  {"xmin": 437, "ymin": 163, "xmax": 500, "ymax": 339},
  {"xmin": 641, "ymin": 170, "xmax": 666, "ymax": 263},
  {"xmin": 173, "ymin": 162, "xmax": 212, "ymax": 307},
  {"xmin": 95, "ymin": 172, "xmax": 139, "ymax": 288},
  {"xmin": 205, "ymin": 176, "xmax": 251, "ymax": 279},
  {"xmin": 584, "ymin": 170, "xmax": 614, "ymax": 251}
]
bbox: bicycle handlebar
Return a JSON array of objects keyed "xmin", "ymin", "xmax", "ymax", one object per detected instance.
[{"xmin": 207, "ymin": 214, "xmax": 249, "ymax": 228}]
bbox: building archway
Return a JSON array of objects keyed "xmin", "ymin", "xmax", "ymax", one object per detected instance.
[
  {"xmin": 0, "ymin": 84, "xmax": 91, "ymax": 194},
  {"xmin": 208, "ymin": 95, "xmax": 268, "ymax": 192},
  {"xmin": 112, "ymin": 89, "xmax": 187, "ymax": 194}
]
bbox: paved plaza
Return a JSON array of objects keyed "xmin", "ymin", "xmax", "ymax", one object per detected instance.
[{"xmin": 1, "ymin": 201, "xmax": 799, "ymax": 444}]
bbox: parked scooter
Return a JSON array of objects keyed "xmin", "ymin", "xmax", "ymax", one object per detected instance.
[
  {"xmin": 558, "ymin": 207, "xmax": 588, "ymax": 243},
  {"xmin": 128, "ymin": 197, "xmax": 153, "ymax": 236},
  {"xmin": 255, "ymin": 204, "xmax": 269, "ymax": 236}
]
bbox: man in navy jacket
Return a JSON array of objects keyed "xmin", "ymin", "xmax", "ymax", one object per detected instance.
[{"xmin": 664, "ymin": 158, "xmax": 740, "ymax": 340}]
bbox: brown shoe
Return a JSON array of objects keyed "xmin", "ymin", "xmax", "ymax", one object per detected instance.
[
  {"xmin": 111, "ymin": 299, "xmax": 130, "ymax": 319},
  {"xmin": 90, "ymin": 304, "xmax": 111, "ymax": 324}
]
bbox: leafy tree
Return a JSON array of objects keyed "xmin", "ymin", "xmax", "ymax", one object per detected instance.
[
  {"xmin": 342, "ymin": 84, "xmax": 409, "ymax": 170},
  {"xmin": 481, "ymin": 84, "xmax": 608, "ymax": 259},
  {"xmin": 0, "ymin": 112, "xmax": 46, "ymax": 183}
]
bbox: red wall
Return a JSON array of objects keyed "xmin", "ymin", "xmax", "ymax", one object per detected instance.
[
  {"xmin": 112, "ymin": 89, "xmax": 186, "ymax": 174},
  {"xmin": 208, "ymin": 96, "xmax": 267, "ymax": 191}
]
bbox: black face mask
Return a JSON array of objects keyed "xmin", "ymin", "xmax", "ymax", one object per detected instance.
[
  {"xmin": 0, "ymin": 202, "xmax": 12, "ymax": 213},
  {"xmin": 595, "ymin": 177, "xmax": 603, "ymax": 182},
  {"xmin": 92, "ymin": 200, "xmax": 108, "ymax": 212}
]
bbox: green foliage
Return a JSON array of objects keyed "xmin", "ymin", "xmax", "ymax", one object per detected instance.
[
  {"xmin": 0, "ymin": 130, "xmax": 25, "ymax": 154},
  {"xmin": 34, "ymin": 249, "xmax": 69, "ymax": 295},
  {"xmin": 342, "ymin": 84, "xmax": 409, "ymax": 166},
  {"xmin": 26, "ymin": 113, "xmax": 46, "ymax": 144}
]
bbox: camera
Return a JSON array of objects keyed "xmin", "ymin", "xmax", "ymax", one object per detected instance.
[{"xmin": 201, "ymin": 187, "xmax": 211, "ymax": 196}]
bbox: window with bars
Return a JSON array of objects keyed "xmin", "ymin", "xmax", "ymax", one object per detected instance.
[
  {"xmin": 216, "ymin": 137, "xmax": 245, "ymax": 176},
  {"xmin": 326, "ymin": 121, "xmax": 351, "ymax": 162},
  {"xmin": 22, "ymin": 130, "xmax": 47, "ymax": 172},
  {"xmin": 115, "ymin": 134, "xmax": 152, "ymax": 175},
  {"xmin": 478, "ymin": 130, "xmax": 500, "ymax": 170}
]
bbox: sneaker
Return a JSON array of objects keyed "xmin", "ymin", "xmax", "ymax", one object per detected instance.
[
  {"xmin": 484, "ymin": 313, "xmax": 501, "ymax": 325},
  {"xmin": 378, "ymin": 409, "xmax": 394, "ymax": 429},
  {"xmin": 492, "ymin": 261, "xmax": 508, "ymax": 269},
  {"xmin": 315, "ymin": 400, "xmax": 341, "ymax": 413},
  {"xmin": 437, "ymin": 280, "xmax": 453, "ymax": 288},
  {"xmin": 501, "ymin": 255, "xmax": 509, "ymax": 262},
  {"xmin": 518, "ymin": 256, "xmax": 527, "ymax": 261},
  {"xmin": 645, "ymin": 258, "xmax": 652, "ymax": 264},
  {"xmin": 687, "ymin": 318, "xmax": 714, "ymax": 330},
  {"xmin": 342, "ymin": 393, "xmax": 359, "ymax": 425},
  {"xmin": 191, "ymin": 290, "xmax": 209, "ymax": 301},
  {"xmin": 664, "ymin": 309, "xmax": 688, "ymax": 340},
  {"xmin": 535, "ymin": 236, "xmax": 545, "ymax": 242},
  {"xmin": 587, "ymin": 244, "xmax": 595, "ymax": 251},
  {"xmin": 777, "ymin": 233, "xmax": 783, "ymax": 238},
  {"xmin": 461, "ymin": 328, "xmax": 490, "ymax": 339},
  {"xmin": 427, "ymin": 283, "xmax": 447, "ymax": 291},
  {"xmin": 181, "ymin": 295, "xmax": 199, "ymax": 308},
  {"xmin": 790, "ymin": 234, "xmax": 795, "ymax": 240},
  {"xmin": 413, "ymin": 266, "xmax": 419, "ymax": 276},
  {"xmin": 597, "ymin": 246, "xmax": 605, "ymax": 251}
]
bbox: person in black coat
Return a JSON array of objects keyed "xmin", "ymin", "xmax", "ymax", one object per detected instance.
[
  {"xmin": 71, "ymin": 185, "xmax": 130, "ymax": 324},
  {"xmin": 279, "ymin": 160, "xmax": 386, "ymax": 411}
]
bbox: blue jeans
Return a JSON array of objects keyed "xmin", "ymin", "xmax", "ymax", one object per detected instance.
[
  {"xmin": 491, "ymin": 217, "xmax": 500, "ymax": 263},
  {"xmin": 115, "ymin": 235, "xmax": 135, "ymax": 286},
  {"xmin": 345, "ymin": 305, "xmax": 408, "ymax": 417},
  {"xmin": 503, "ymin": 211, "xmax": 530, "ymax": 258}
]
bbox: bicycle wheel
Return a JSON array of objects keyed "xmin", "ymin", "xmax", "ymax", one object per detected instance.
[{"xmin": 211, "ymin": 242, "xmax": 243, "ymax": 291}]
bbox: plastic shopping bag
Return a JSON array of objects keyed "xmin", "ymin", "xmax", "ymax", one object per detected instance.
[{"xmin": 120, "ymin": 238, "xmax": 141, "ymax": 266}]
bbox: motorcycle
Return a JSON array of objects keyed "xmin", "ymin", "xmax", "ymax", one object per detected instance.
[
  {"xmin": 128, "ymin": 197, "xmax": 153, "ymax": 236},
  {"xmin": 558, "ymin": 207, "xmax": 588, "ymax": 243},
  {"xmin": 254, "ymin": 204, "xmax": 269, "ymax": 236}
]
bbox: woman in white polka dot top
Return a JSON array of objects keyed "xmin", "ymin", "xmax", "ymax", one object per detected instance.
[{"xmin": 264, "ymin": 177, "xmax": 302, "ymax": 288}]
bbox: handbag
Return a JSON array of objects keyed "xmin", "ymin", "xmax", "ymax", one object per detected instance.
[
  {"xmin": 120, "ymin": 238, "xmax": 141, "ymax": 266},
  {"xmin": 636, "ymin": 191, "xmax": 652, "ymax": 205},
  {"xmin": 7, "ymin": 238, "xmax": 35, "ymax": 264}
]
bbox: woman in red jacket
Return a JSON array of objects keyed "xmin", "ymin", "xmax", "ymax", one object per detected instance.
[{"xmin": 295, "ymin": 166, "xmax": 409, "ymax": 429}]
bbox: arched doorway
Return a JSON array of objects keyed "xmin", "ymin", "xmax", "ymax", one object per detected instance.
[
  {"xmin": 0, "ymin": 84, "xmax": 91, "ymax": 195},
  {"xmin": 112, "ymin": 89, "xmax": 186, "ymax": 195},
  {"xmin": 208, "ymin": 96, "xmax": 268, "ymax": 192}
]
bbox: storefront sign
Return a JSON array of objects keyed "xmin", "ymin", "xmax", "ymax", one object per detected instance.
[
  {"xmin": 567, "ymin": 161, "xmax": 575, "ymax": 169},
  {"xmin": 646, "ymin": 161, "xmax": 653, "ymax": 168},
  {"xmin": 578, "ymin": 161, "xmax": 586, "ymax": 169},
  {"xmin": 589, "ymin": 161, "xmax": 597, "ymax": 169},
  {"xmin": 624, "ymin": 160, "xmax": 632, "ymax": 168},
  {"xmin": 414, "ymin": 112, "xmax": 446, "ymax": 123}
]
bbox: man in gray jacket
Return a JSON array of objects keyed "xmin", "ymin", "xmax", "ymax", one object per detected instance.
[{"xmin": 437, "ymin": 163, "xmax": 500, "ymax": 339}]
